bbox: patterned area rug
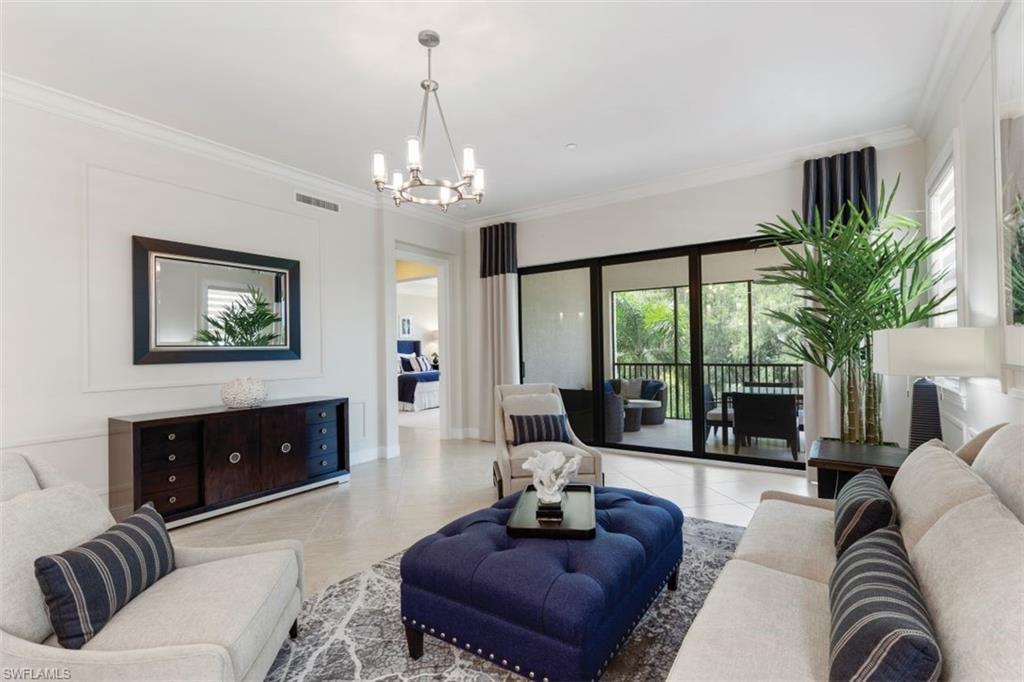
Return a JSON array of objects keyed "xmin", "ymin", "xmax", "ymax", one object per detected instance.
[{"xmin": 268, "ymin": 517, "xmax": 744, "ymax": 682}]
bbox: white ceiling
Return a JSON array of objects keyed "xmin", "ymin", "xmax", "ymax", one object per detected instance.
[{"xmin": 2, "ymin": 2, "xmax": 960, "ymax": 223}]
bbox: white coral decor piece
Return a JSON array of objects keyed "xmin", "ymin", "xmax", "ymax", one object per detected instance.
[
  {"xmin": 522, "ymin": 450, "xmax": 583, "ymax": 504},
  {"xmin": 220, "ymin": 377, "xmax": 267, "ymax": 408}
]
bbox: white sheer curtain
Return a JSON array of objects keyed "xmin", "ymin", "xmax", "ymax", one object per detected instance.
[{"xmin": 478, "ymin": 223, "xmax": 520, "ymax": 442}]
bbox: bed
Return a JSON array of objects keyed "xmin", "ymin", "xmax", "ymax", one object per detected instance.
[{"xmin": 398, "ymin": 340, "xmax": 440, "ymax": 412}]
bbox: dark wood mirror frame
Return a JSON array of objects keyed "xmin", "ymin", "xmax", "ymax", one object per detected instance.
[{"xmin": 132, "ymin": 236, "xmax": 301, "ymax": 364}]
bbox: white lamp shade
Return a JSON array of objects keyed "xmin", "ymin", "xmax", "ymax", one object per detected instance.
[
  {"xmin": 462, "ymin": 146, "xmax": 476, "ymax": 176},
  {"xmin": 872, "ymin": 327, "xmax": 1001, "ymax": 377},
  {"xmin": 406, "ymin": 137, "xmax": 422, "ymax": 170},
  {"xmin": 472, "ymin": 167, "xmax": 485, "ymax": 193},
  {"xmin": 372, "ymin": 151, "xmax": 386, "ymax": 181}
]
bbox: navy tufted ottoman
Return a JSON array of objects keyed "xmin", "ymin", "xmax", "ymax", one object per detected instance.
[{"xmin": 400, "ymin": 487, "xmax": 684, "ymax": 681}]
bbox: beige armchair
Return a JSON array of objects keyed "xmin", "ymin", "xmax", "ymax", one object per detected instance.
[
  {"xmin": 0, "ymin": 452, "xmax": 302, "ymax": 681},
  {"xmin": 492, "ymin": 383, "xmax": 603, "ymax": 498}
]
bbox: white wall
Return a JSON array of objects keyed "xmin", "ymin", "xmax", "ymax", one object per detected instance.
[
  {"xmin": 396, "ymin": 282, "xmax": 439, "ymax": 357},
  {"xmin": 921, "ymin": 1, "xmax": 1024, "ymax": 445},
  {"xmin": 464, "ymin": 141, "xmax": 926, "ymax": 440},
  {"xmin": 0, "ymin": 87, "xmax": 465, "ymax": 500}
]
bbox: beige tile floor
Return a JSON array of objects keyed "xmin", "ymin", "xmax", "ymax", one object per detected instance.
[{"xmin": 170, "ymin": 421, "xmax": 815, "ymax": 594}]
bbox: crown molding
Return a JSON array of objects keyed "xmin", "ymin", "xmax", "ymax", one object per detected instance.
[
  {"xmin": 467, "ymin": 125, "xmax": 921, "ymax": 229},
  {"xmin": 0, "ymin": 74, "xmax": 465, "ymax": 230},
  {"xmin": 912, "ymin": 1, "xmax": 987, "ymax": 137}
]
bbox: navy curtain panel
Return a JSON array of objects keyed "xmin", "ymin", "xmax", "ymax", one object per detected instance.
[
  {"xmin": 479, "ymin": 222, "xmax": 520, "ymax": 441},
  {"xmin": 802, "ymin": 146, "xmax": 878, "ymax": 226}
]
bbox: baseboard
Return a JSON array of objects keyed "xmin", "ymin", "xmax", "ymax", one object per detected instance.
[{"xmin": 450, "ymin": 427, "xmax": 480, "ymax": 440}]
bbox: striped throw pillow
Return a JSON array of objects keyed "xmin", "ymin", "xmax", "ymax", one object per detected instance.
[
  {"xmin": 510, "ymin": 414, "xmax": 572, "ymax": 446},
  {"xmin": 34, "ymin": 503, "xmax": 175, "ymax": 649},
  {"xmin": 829, "ymin": 526, "xmax": 942, "ymax": 682},
  {"xmin": 834, "ymin": 468, "xmax": 896, "ymax": 557},
  {"xmin": 415, "ymin": 355, "xmax": 432, "ymax": 372}
]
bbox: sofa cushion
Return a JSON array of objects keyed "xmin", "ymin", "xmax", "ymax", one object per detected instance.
[
  {"xmin": 620, "ymin": 378, "xmax": 643, "ymax": 400},
  {"xmin": 509, "ymin": 413, "xmax": 571, "ymax": 446},
  {"xmin": 829, "ymin": 526, "xmax": 941, "ymax": 682},
  {"xmin": 970, "ymin": 422, "xmax": 1023, "ymax": 522},
  {"xmin": 509, "ymin": 442, "xmax": 595, "ymax": 478},
  {"xmin": 733, "ymin": 499, "xmax": 836, "ymax": 583},
  {"xmin": 83, "ymin": 549, "xmax": 299, "ymax": 679},
  {"xmin": 889, "ymin": 439, "xmax": 991, "ymax": 551},
  {"xmin": 0, "ymin": 483, "xmax": 115, "ymax": 643},
  {"xmin": 34, "ymin": 504, "xmax": 176, "ymax": 649},
  {"xmin": 502, "ymin": 393, "xmax": 563, "ymax": 439},
  {"xmin": 640, "ymin": 380, "xmax": 664, "ymax": 400},
  {"xmin": 0, "ymin": 451, "xmax": 40, "ymax": 502},
  {"xmin": 667, "ymin": 560, "xmax": 830, "ymax": 681},
  {"xmin": 909, "ymin": 494, "xmax": 1024, "ymax": 682},
  {"xmin": 833, "ymin": 468, "xmax": 896, "ymax": 557}
]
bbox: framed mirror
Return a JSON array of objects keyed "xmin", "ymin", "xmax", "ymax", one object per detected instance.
[
  {"xmin": 133, "ymin": 236, "xmax": 301, "ymax": 364},
  {"xmin": 994, "ymin": 0, "xmax": 1023, "ymax": 329}
]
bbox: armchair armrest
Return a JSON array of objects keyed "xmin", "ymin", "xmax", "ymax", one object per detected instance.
[
  {"xmin": 759, "ymin": 490, "xmax": 834, "ymax": 511},
  {"xmin": 174, "ymin": 539, "xmax": 304, "ymax": 596},
  {"xmin": 1, "ymin": 630, "xmax": 233, "ymax": 681}
]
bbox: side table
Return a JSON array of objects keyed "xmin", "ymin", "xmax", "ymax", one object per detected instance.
[
  {"xmin": 807, "ymin": 438, "xmax": 910, "ymax": 499},
  {"xmin": 623, "ymin": 404, "xmax": 643, "ymax": 432}
]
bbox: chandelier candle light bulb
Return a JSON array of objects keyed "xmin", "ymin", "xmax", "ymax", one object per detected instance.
[
  {"xmin": 372, "ymin": 151, "xmax": 387, "ymax": 183},
  {"xmin": 371, "ymin": 29, "xmax": 485, "ymax": 211}
]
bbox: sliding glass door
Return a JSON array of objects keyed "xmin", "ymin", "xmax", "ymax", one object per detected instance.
[
  {"xmin": 520, "ymin": 267, "xmax": 596, "ymax": 440},
  {"xmin": 518, "ymin": 239, "xmax": 806, "ymax": 470}
]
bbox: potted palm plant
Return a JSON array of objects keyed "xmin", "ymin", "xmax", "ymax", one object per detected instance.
[
  {"xmin": 755, "ymin": 179, "xmax": 954, "ymax": 444},
  {"xmin": 194, "ymin": 285, "xmax": 282, "ymax": 347}
]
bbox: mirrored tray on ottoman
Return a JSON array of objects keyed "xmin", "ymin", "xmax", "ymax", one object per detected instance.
[{"xmin": 506, "ymin": 483, "xmax": 596, "ymax": 539}]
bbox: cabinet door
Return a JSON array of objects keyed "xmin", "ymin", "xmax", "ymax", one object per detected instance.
[
  {"xmin": 203, "ymin": 414, "xmax": 261, "ymax": 505},
  {"xmin": 261, "ymin": 407, "xmax": 307, "ymax": 489}
]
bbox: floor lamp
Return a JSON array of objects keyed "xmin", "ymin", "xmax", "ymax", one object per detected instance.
[{"xmin": 873, "ymin": 327, "xmax": 1001, "ymax": 449}]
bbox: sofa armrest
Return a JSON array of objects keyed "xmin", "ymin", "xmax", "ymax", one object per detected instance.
[
  {"xmin": 759, "ymin": 490, "xmax": 835, "ymax": 511},
  {"xmin": 1, "ymin": 630, "xmax": 233, "ymax": 681},
  {"xmin": 174, "ymin": 539, "xmax": 304, "ymax": 596}
]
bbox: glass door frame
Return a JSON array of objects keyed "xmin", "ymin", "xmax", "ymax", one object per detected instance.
[{"xmin": 517, "ymin": 236, "xmax": 805, "ymax": 471}]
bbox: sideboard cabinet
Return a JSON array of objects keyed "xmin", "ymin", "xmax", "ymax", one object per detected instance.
[{"xmin": 109, "ymin": 397, "xmax": 348, "ymax": 525}]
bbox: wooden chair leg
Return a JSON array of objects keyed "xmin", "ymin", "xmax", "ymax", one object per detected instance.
[
  {"xmin": 668, "ymin": 568, "xmax": 679, "ymax": 591},
  {"xmin": 289, "ymin": 619, "xmax": 298, "ymax": 639},
  {"xmin": 405, "ymin": 624, "xmax": 424, "ymax": 660}
]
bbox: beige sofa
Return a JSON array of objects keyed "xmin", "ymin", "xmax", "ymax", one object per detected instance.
[
  {"xmin": 0, "ymin": 452, "xmax": 303, "ymax": 681},
  {"xmin": 493, "ymin": 383, "xmax": 603, "ymax": 498},
  {"xmin": 668, "ymin": 423, "xmax": 1024, "ymax": 681}
]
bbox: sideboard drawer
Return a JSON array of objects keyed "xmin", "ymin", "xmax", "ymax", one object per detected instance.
[
  {"xmin": 141, "ymin": 421, "xmax": 201, "ymax": 453},
  {"xmin": 307, "ymin": 451, "xmax": 338, "ymax": 477},
  {"xmin": 141, "ymin": 465, "xmax": 198, "ymax": 495},
  {"xmin": 305, "ymin": 403, "xmax": 336, "ymax": 425},
  {"xmin": 308, "ymin": 438, "xmax": 336, "ymax": 457},
  {"xmin": 307, "ymin": 421, "xmax": 337, "ymax": 442},
  {"xmin": 146, "ymin": 485, "xmax": 199, "ymax": 515},
  {"xmin": 140, "ymin": 442, "xmax": 198, "ymax": 472}
]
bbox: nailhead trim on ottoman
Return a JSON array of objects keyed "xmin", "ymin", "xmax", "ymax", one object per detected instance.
[{"xmin": 400, "ymin": 487, "xmax": 684, "ymax": 681}]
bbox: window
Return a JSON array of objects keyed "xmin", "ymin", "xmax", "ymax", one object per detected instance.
[
  {"xmin": 926, "ymin": 161, "xmax": 958, "ymax": 328},
  {"xmin": 204, "ymin": 286, "xmax": 248, "ymax": 322}
]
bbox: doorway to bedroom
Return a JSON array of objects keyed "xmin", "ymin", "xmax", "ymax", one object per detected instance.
[{"xmin": 396, "ymin": 259, "xmax": 442, "ymax": 445}]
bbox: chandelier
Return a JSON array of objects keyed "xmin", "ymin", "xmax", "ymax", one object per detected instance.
[{"xmin": 371, "ymin": 30, "xmax": 484, "ymax": 212}]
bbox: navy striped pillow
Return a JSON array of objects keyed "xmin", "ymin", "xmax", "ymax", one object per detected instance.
[
  {"xmin": 829, "ymin": 526, "xmax": 942, "ymax": 682},
  {"xmin": 34, "ymin": 503, "xmax": 175, "ymax": 649},
  {"xmin": 510, "ymin": 414, "xmax": 572, "ymax": 446},
  {"xmin": 834, "ymin": 468, "xmax": 896, "ymax": 557}
]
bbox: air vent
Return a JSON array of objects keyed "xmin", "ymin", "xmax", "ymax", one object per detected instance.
[{"xmin": 295, "ymin": 192, "xmax": 339, "ymax": 212}]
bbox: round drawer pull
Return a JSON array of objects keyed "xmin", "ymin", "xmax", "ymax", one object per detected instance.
[
  {"xmin": 229, "ymin": 452, "xmax": 242, "ymax": 464},
  {"xmin": 320, "ymin": 443, "xmax": 328, "ymax": 451},
  {"xmin": 168, "ymin": 475, "xmax": 177, "ymax": 483},
  {"xmin": 319, "ymin": 411, "xmax": 327, "ymax": 418},
  {"xmin": 320, "ymin": 427, "xmax": 328, "ymax": 435},
  {"xmin": 168, "ymin": 453, "xmax": 176, "ymax": 462},
  {"xmin": 320, "ymin": 460, "xmax": 327, "ymax": 467},
  {"xmin": 280, "ymin": 442, "xmax": 292, "ymax": 454},
  {"xmin": 167, "ymin": 433, "xmax": 176, "ymax": 441},
  {"xmin": 169, "ymin": 496, "xmax": 177, "ymax": 504}
]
